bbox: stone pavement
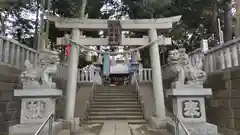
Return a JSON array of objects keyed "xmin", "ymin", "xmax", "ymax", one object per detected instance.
[
  {"xmin": 57, "ymin": 121, "xmax": 172, "ymax": 135},
  {"xmin": 57, "ymin": 123, "xmax": 102, "ymax": 135},
  {"xmin": 99, "ymin": 121, "xmax": 131, "ymax": 135},
  {"xmin": 57, "ymin": 121, "xmax": 131, "ymax": 135}
]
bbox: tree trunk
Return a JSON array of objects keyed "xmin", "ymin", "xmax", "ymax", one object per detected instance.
[
  {"xmin": 0, "ymin": 19, "xmax": 5, "ymax": 36},
  {"xmin": 33, "ymin": 0, "xmax": 40, "ymax": 49},
  {"xmin": 211, "ymin": 2, "xmax": 218, "ymax": 37},
  {"xmin": 236, "ymin": 0, "xmax": 240, "ymax": 37},
  {"xmin": 79, "ymin": 0, "xmax": 87, "ymax": 18},
  {"xmin": 223, "ymin": 2, "xmax": 233, "ymax": 41},
  {"xmin": 0, "ymin": 13, "xmax": 9, "ymax": 36},
  {"xmin": 37, "ymin": 0, "xmax": 46, "ymax": 51}
]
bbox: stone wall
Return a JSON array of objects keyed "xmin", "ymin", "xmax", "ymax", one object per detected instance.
[
  {"xmin": 203, "ymin": 66, "xmax": 240, "ymax": 135},
  {"xmin": 74, "ymin": 84, "xmax": 93, "ymax": 119},
  {"xmin": 137, "ymin": 82, "xmax": 155, "ymax": 120},
  {"xmin": 0, "ymin": 66, "xmax": 22, "ymax": 135},
  {"xmin": 53, "ymin": 78, "xmax": 92, "ymax": 120},
  {"xmin": 53, "ymin": 78, "xmax": 83, "ymax": 119},
  {"xmin": 53, "ymin": 78, "xmax": 67, "ymax": 119}
]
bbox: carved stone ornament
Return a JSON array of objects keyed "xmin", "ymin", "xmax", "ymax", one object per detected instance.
[
  {"xmin": 20, "ymin": 50, "xmax": 60, "ymax": 89},
  {"xmin": 167, "ymin": 48, "xmax": 207, "ymax": 88},
  {"xmin": 25, "ymin": 100, "xmax": 46, "ymax": 120},
  {"xmin": 182, "ymin": 100, "xmax": 201, "ymax": 118}
]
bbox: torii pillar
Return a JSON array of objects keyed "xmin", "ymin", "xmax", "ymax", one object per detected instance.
[
  {"xmin": 65, "ymin": 29, "xmax": 80, "ymax": 120},
  {"xmin": 148, "ymin": 29, "xmax": 166, "ymax": 124}
]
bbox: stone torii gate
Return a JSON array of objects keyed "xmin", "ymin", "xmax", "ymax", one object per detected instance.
[{"xmin": 48, "ymin": 15, "xmax": 181, "ymax": 125}]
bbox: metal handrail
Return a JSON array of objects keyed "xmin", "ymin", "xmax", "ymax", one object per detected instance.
[
  {"xmin": 173, "ymin": 115, "xmax": 190, "ymax": 135},
  {"xmin": 134, "ymin": 79, "xmax": 145, "ymax": 119},
  {"xmin": 34, "ymin": 113, "xmax": 54, "ymax": 135}
]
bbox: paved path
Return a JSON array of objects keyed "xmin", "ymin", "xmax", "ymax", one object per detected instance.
[
  {"xmin": 99, "ymin": 121, "xmax": 131, "ymax": 135},
  {"xmin": 57, "ymin": 122, "xmax": 131, "ymax": 135}
]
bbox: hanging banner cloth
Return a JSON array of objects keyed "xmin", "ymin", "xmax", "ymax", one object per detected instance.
[
  {"xmin": 65, "ymin": 43, "xmax": 70, "ymax": 56},
  {"xmin": 103, "ymin": 53, "xmax": 110, "ymax": 76},
  {"xmin": 129, "ymin": 53, "xmax": 134, "ymax": 72}
]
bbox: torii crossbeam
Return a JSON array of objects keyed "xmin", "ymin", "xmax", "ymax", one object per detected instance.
[
  {"xmin": 56, "ymin": 36, "xmax": 172, "ymax": 46},
  {"xmin": 47, "ymin": 15, "xmax": 181, "ymax": 30}
]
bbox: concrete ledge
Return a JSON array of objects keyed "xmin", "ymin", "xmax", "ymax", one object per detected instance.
[
  {"xmin": 9, "ymin": 122, "xmax": 63, "ymax": 135},
  {"xmin": 14, "ymin": 89, "xmax": 62, "ymax": 97},
  {"xmin": 166, "ymin": 88, "xmax": 212, "ymax": 97}
]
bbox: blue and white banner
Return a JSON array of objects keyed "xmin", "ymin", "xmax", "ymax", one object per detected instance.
[{"xmin": 103, "ymin": 53, "xmax": 110, "ymax": 76}]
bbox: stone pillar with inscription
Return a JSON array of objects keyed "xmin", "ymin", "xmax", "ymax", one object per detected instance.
[
  {"xmin": 9, "ymin": 50, "xmax": 63, "ymax": 135},
  {"xmin": 165, "ymin": 48, "xmax": 219, "ymax": 135}
]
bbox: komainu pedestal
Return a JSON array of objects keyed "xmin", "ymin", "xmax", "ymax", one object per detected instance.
[
  {"xmin": 165, "ymin": 48, "xmax": 219, "ymax": 135},
  {"xmin": 9, "ymin": 89, "xmax": 63, "ymax": 135},
  {"xmin": 166, "ymin": 86, "xmax": 218, "ymax": 135},
  {"xmin": 9, "ymin": 50, "xmax": 63, "ymax": 135}
]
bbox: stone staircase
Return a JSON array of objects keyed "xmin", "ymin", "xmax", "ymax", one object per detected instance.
[{"xmin": 84, "ymin": 85, "xmax": 146, "ymax": 124}]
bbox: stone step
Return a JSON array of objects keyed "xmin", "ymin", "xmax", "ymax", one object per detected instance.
[
  {"xmin": 91, "ymin": 101, "xmax": 139, "ymax": 105},
  {"xmin": 90, "ymin": 104, "xmax": 141, "ymax": 108},
  {"xmin": 97, "ymin": 88, "xmax": 129, "ymax": 90},
  {"xmin": 96, "ymin": 85, "xmax": 129, "ymax": 89},
  {"xmin": 94, "ymin": 93, "xmax": 138, "ymax": 96},
  {"xmin": 96, "ymin": 87, "xmax": 131, "ymax": 89},
  {"xmin": 94, "ymin": 95, "xmax": 138, "ymax": 99},
  {"xmin": 89, "ymin": 108, "xmax": 142, "ymax": 112},
  {"xmin": 89, "ymin": 111, "xmax": 144, "ymax": 116},
  {"xmin": 83, "ymin": 120, "xmax": 147, "ymax": 125},
  {"xmin": 93, "ymin": 98, "xmax": 138, "ymax": 102},
  {"xmin": 88, "ymin": 115, "xmax": 144, "ymax": 120},
  {"xmin": 95, "ymin": 90, "xmax": 136, "ymax": 93}
]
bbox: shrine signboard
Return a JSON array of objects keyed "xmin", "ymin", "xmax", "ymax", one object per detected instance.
[{"xmin": 108, "ymin": 20, "xmax": 122, "ymax": 46}]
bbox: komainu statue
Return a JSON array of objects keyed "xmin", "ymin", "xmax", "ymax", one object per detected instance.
[
  {"xmin": 20, "ymin": 50, "xmax": 60, "ymax": 89},
  {"xmin": 168, "ymin": 48, "xmax": 206, "ymax": 88}
]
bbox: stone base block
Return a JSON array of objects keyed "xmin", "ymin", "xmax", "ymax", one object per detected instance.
[
  {"xmin": 166, "ymin": 87, "xmax": 212, "ymax": 123},
  {"xmin": 149, "ymin": 116, "xmax": 166, "ymax": 129},
  {"xmin": 9, "ymin": 122, "xmax": 62, "ymax": 135},
  {"xmin": 166, "ymin": 119, "xmax": 218, "ymax": 135}
]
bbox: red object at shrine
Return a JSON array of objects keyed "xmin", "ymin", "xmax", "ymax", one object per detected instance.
[{"xmin": 66, "ymin": 44, "xmax": 70, "ymax": 56}]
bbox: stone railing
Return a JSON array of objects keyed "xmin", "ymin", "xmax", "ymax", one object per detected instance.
[
  {"xmin": 162, "ymin": 37, "xmax": 240, "ymax": 81},
  {"xmin": 0, "ymin": 35, "xmax": 40, "ymax": 69},
  {"xmin": 57, "ymin": 64, "xmax": 98, "ymax": 82},
  {"xmin": 77, "ymin": 69, "xmax": 97, "ymax": 82},
  {"xmin": 188, "ymin": 48, "xmax": 204, "ymax": 69},
  {"xmin": 0, "ymin": 35, "xmax": 95, "ymax": 83},
  {"xmin": 58, "ymin": 66, "xmax": 154, "ymax": 83},
  {"xmin": 204, "ymin": 37, "xmax": 240, "ymax": 73},
  {"xmin": 185, "ymin": 37, "xmax": 240, "ymax": 73},
  {"xmin": 139, "ymin": 68, "xmax": 152, "ymax": 82}
]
